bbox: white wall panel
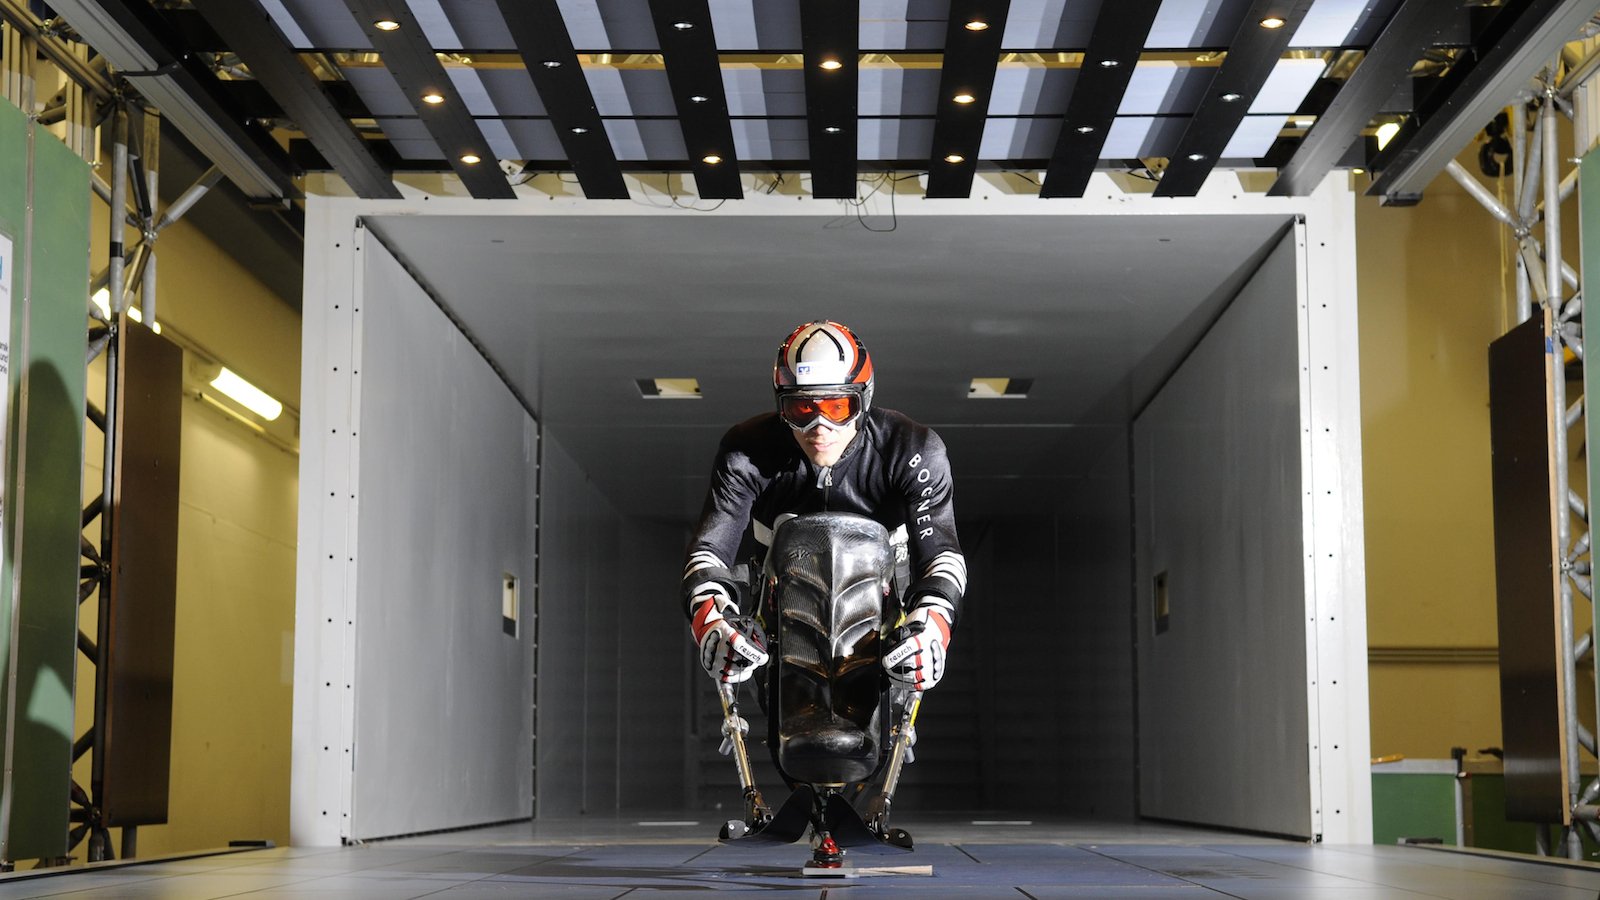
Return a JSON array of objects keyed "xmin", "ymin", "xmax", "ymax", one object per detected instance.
[
  {"xmin": 1133, "ymin": 231, "xmax": 1312, "ymax": 837},
  {"xmin": 345, "ymin": 234, "xmax": 537, "ymax": 839}
]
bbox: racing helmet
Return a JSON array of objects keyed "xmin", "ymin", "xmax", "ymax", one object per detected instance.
[{"xmin": 773, "ymin": 320, "xmax": 874, "ymax": 431}]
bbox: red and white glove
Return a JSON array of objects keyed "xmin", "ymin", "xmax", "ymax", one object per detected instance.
[
  {"xmin": 883, "ymin": 598, "xmax": 953, "ymax": 691},
  {"xmin": 689, "ymin": 585, "xmax": 768, "ymax": 684}
]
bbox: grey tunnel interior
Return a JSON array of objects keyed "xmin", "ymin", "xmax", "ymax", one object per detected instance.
[{"xmin": 298, "ymin": 207, "xmax": 1327, "ymax": 840}]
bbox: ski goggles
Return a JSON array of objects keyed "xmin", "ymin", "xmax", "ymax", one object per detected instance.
[{"xmin": 778, "ymin": 391, "xmax": 863, "ymax": 432}]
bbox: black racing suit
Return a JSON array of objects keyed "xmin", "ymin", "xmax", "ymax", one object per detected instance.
[{"xmin": 682, "ymin": 407, "xmax": 966, "ymax": 623}]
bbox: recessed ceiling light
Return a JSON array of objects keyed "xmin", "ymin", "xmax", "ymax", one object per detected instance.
[
  {"xmin": 542, "ymin": 59, "xmax": 561, "ymax": 68},
  {"xmin": 689, "ymin": 94, "xmax": 708, "ymax": 103},
  {"xmin": 637, "ymin": 378, "xmax": 702, "ymax": 399},
  {"xmin": 1187, "ymin": 152, "xmax": 1205, "ymax": 161},
  {"xmin": 964, "ymin": 20, "xmax": 988, "ymax": 31},
  {"xmin": 373, "ymin": 19, "xmax": 400, "ymax": 31},
  {"xmin": 820, "ymin": 58, "xmax": 843, "ymax": 70},
  {"xmin": 1075, "ymin": 125, "xmax": 1095, "ymax": 134},
  {"xmin": 1351, "ymin": 167, "xmax": 1365, "ymax": 174},
  {"xmin": 968, "ymin": 377, "xmax": 1032, "ymax": 399},
  {"xmin": 953, "ymin": 92, "xmax": 977, "ymax": 104},
  {"xmin": 1099, "ymin": 59, "xmax": 1120, "ymax": 68},
  {"xmin": 824, "ymin": 126, "xmax": 842, "ymax": 134},
  {"xmin": 1259, "ymin": 16, "xmax": 1286, "ymax": 28},
  {"xmin": 672, "ymin": 21, "xmax": 693, "ymax": 30},
  {"xmin": 1375, "ymin": 121, "xmax": 1400, "ymax": 149},
  {"xmin": 944, "ymin": 153, "xmax": 965, "ymax": 163},
  {"xmin": 702, "ymin": 154, "xmax": 722, "ymax": 164},
  {"xmin": 1220, "ymin": 92, "xmax": 1242, "ymax": 102},
  {"xmin": 460, "ymin": 153, "xmax": 481, "ymax": 164},
  {"xmin": 421, "ymin": 92, "xmax": 445, "ymax": 104},
  {"xmin": 571, "ymin": 126, "xmax": 589, "ymax": 134}
]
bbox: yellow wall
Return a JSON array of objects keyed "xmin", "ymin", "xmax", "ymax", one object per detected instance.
[
  {"xmin": 1356, "ymin": 147, "xmax": 1582, "ymax": 759},
  {"xmin": 74, "ymin": 187, "xmax": 300, "ymax": 857}
]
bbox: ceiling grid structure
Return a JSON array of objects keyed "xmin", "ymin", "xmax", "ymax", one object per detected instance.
[{"xmin": 55, "ymin": 0, "xmax": 1600, "ymax": 204}]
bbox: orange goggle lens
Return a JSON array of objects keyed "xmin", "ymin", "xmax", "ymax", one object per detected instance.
[{"xmin": 779, "ymin": 393, "xmax": 861, "ymax": 430}]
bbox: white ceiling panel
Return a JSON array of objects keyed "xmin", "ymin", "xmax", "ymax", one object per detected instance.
[
  {"xmin": 409, "ymin": 0, "xmax": 462, "ymax": 49},
  {"xmin": 1291, "ymin": 0, "xmax": 1373, "ymax": 47},
  {"xmin": 503, "ymin": 119, "xmax": 566, "ymax": 158},
  {"xmin": 1102, "ymin": 115, "xmax": 1188, "ymax": 157},
  {"xmin": 586, "ymin": 68, "xmax": 678, "ymax": 116},
  {"xmin": 978, "ymin": 117, "xmax": 1061, "ymax": 159},
  {"xmin": 376, "ymin": 118, "xmax": 439, "ymax": 159},
  {"xmin": 603, "ymin": 118, "xmax": 687, "ymax": 160},
  {"xmin": 860, "ymin": 117, "xmax": 934, "ymax": 159},
  {"xmin": 1248, "ymin": 58, "xmax": 1326, "ymax": 114},
  {"xmin": 1117, "ymin": 63, "xmax": 1184, "ymax": 115},
  {"xmin": 257, "ymin": 0, "xmax": 312, "ymax": 48},
  {"xmin": 477, "ymin": 118, "xmax": 519, "ymax": 160},
  {"xmin": 1001, "ymin": 0, "xmax": 1102, "ymax": 49},
  {"xmin": 861, "ymin": 67, "xmax": 941, "ymax": 116},
  {"xmin": 443, "ymin": 66, "xmax": 495, "ymax": 117},
  {"xmin": 730, "ymin": 118, "xmax": 808, "ymax": 160},
  {"xmin": 723, "ymin": 68, "xmax": 807, "ymax": 117},
  {"xmin": 279, "ymin": 0, "xmax": 369, "ymax": 49},
  {"xmin": 471, "ymin": 69, "xmax": 547, "ymax": 117},
  {"xmin": 989, "ymin": 67, "xmax": 1073, "ymax": 116},
  {"xmin": 436, "ymin": 0, "xmax": 516, "ymax": 50},
  {"xmin": 708, "ymin": 0, "xmax": 761, "ymax": 48},
  {"xmin": 343, "ymin": 67, "xmax": 414, "ymax": 117},
  {"xmin": 1221, "ymin": 115, "xmax": 1285, "ymax": 157}
]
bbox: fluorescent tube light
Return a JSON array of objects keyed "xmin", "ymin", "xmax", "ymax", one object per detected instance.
[{"xmin": 210, "ymin": 367, "xmax": 282, "ymax": 420}]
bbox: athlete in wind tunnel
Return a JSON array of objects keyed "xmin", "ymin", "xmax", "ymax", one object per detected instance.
[{"xmin": 683, "ymin": 320, "xmax": 966, "ymax": 694}]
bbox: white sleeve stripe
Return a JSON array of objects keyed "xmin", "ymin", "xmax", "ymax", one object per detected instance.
[
  {"xmin": 923, "ymin": 551, "xmax": 968, "ymax": 593},
  {"xmin": 684, "ymin": 551, "xmax": 727, "ymax": 578}
]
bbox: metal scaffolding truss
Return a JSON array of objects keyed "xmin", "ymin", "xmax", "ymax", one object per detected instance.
[{"xmin": 1453, "ymin": 45, "xmax": 1600, "ymax": 860}]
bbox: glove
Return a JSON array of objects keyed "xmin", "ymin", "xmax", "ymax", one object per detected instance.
[
  {"xmin": 688, "ymin": 584, "xmax": 768, "ymax": 684},
  {"xmin": 883, "ymin": 599, "xmax": 953, "ymax": 691}
]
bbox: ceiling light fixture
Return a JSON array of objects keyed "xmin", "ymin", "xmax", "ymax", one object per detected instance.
[
  {"xmin": 1220, "ymin": 92, "xmax": 1242, "ymax": 102},
  {"xmin": 460, "ymin": 153, "xmax": 481, "ymax": 164},
  {"xmin": 689, "ymin": 94, "xmax": 708, "ymax": 103},
  {"xmin": 1187, "ymin": 152, "xmax": 1205, "ymax": 161},
  {"xmin": 1259, "ymin": 16, "xmax": 1286, "ymax": 28},
  {"xmin": 373, "ymin": 19, "xmax": 400, "ymax": 31},
  {"xmin": 953, "ymin": 92, "xmax": 976, "ymax": 104},
  {"xmin": 1099, "ymin": 59, "xmax": 1120, "ymax": 68},
  {"xmin": 542, "ymin": 59, "xmax": 562, "ymax": 68},
  {"xmin": 672, "ymin": 21, "xmax": 693, "ymax": 30},
  {"xmin": 421, "ymin": 92, "xmax": 445, "ymax": 104},
  {"xmin": 820, "ymin": 58, "xmax": 843, "ymax": 70},
  {"xmin": 211, "ymin": 367, "xmax": 283, "ymax": 420},
  {"xmin": 824, "ymin": 126, "xmax": 842, "ymax": 134},
  {"xmin": 571, "ymin": 126, "xmax": 589, "ymax": 134},
  {"xmin": 965, "ymin": 20, "xmax": 988, "ymax": 31},
  {"xmin": 702, "ymin": 154, "xmax": 722, "ymax": 164},
  {"xmin": 1076, "ymin": 125, "xmax": 1095, "ymax": 134},
  {"xmin": 944, "ymin": 153, "xmax": 965, "ymax": 163},
  {"xmin": 1375, "ymin": 121, "xmax": 1400, "ymax": 150}
]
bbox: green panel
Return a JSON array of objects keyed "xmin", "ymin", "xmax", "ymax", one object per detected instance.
[
  {"xmin": 0, "ymin": 97, "xmax": 90, "ymax": 862},
  {"xmin": 1371, "ymin": 773, "xmax": 1457, "ymax": 846},
  {"xmin": 1467, "ymin": 775, "xmax": 1540, "ymax": 853}
]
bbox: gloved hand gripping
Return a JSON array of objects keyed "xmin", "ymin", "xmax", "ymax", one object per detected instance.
[{"xmin": 689, "ymin": 584, "xmax": 769, "ymax": 684}]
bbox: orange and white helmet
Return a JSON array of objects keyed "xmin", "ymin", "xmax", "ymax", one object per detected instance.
[{"xmin": 773, "ymin": 321, "xmax": 874, "ymax": 431}]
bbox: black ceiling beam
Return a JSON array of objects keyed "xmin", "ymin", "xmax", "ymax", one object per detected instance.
[
  {"xmin": 1153, "ymin": 0, "xmax": 1316, "ymax": 198},
  {"xmin": 1268, "ymin": 0, "xmax": 1463, "ymax": 196},
  {"xmin": 800, "ymin": 0, "xmax": 859, "ymax": 199},
  {"xmin": 647, "ymin": 0, "xmax": 742, "ymax": 199},
  {"xmin": 194, "ymin": 0, "xmax": 400, "ymax": 200},
  {"xmin": 493, "ymin": 0, "xmax": 629, "ymax": 199},
  {"xmin": 924, "ymin": 1, "xmax": 1011, "ymax": 198},
  {"xmin": 1038, "ymin": 0, "xmax": 1162, "ymax": 198},
  {"xmin": 1367, "ymin": 0, "xmax": 1595, "ymax": 204},
  {"xmin": 341, "ymin": 0, "xmax": 513, "ymax": 199}
]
